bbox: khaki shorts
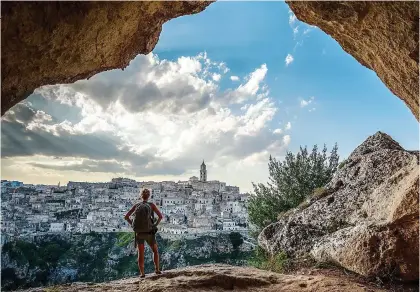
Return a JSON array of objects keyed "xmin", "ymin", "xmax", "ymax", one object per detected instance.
[{"xmin": 135, "ymin": 232, "xmax": 156, "ymax": 246}]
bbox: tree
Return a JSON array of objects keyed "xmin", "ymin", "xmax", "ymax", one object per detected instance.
[{"xmin": 248, "ymin": 143, "xmax": 339, "ymax": 230}]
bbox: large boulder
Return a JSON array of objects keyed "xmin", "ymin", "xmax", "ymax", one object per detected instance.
[{"xmin": 258, "ymin": 132, "xmax": 419, "ymax": 281}]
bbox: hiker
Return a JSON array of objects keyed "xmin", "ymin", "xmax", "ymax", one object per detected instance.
[{"xmin": 124, "ymin": 188, "xmax": 163, "ymax": 277}]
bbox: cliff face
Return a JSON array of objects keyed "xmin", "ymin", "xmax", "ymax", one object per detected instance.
[
  {"xmin": 287, "ymin": 1, "xmax": 419, "ymax": 120},
  {"xmin": 259, "ymin": 132, "xmax": 419, "ymax": 281},
  {"xmin": 1, "ymin": 232, "xmax": 253, "ymax": 291},
  {"xmin": 1, "ymin": 1, "xmax": 212, "ymax": 115}
]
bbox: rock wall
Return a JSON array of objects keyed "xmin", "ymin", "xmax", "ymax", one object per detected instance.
[
  {"xmin": 287, "ymin": 1, "xmax": 419, "ymax": 120},
  {"xmin": 1, "ymin": 1, "xmax": 212, "ymax": 115},
  {"xmin": 258, "ymin": 132, "xmax": 419, "ymax": 281}
]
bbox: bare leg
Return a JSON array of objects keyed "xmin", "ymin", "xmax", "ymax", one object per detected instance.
[
  {"xmin": 151, "ymin": 243, "xmax": 160, "ymax": 272},
  {"xmin": 137, "ymin": 243, "xmax": 145, "ymax": 276}
]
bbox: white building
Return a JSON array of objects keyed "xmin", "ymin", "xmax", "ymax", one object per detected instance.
[
  {"xmin": 222, "ymin": 219, "xmax": 237, "ymax": 231},
  {"xmin": 50, "ymin": 222, "xmax": 65, "ymax": 232}
]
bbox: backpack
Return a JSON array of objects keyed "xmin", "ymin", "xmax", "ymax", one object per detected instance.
[{"xmin": 132, "ymin": 202, "xmax": 154, "ymax": 233}]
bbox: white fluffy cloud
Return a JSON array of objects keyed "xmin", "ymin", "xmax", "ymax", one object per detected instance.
[
  {"xmin": 283, "ymin": 135, "xmax": 291, "ymax": 145},
  {"xmin": 236, "ymin": 64, "xmax": 268, "ymax": 96},
  {"xmin": 273, "ymin": 128, "xmax": 283, "ymax": 135},
  {"xmin": 212, "ymin": 73, "xmax": 221, "ymax": 82},
  {"xmin": 285, "ymin": 54, "xmax": 294, "ymax": 66},
  {"xmin": 285, "ymin": 122, "xmax": 292, "ymax": 130},
  {"xmin": 288, "ymin": 12, "xmax": 297, "ymax": 26},
  {"xmin": 230, "ymin": 76, "xmax": 239, "ymax": 81},
  {"xmin": 300, "ymin": 96, "xmax": 315, "ymax": 109},
  {"xmin": 3, "ymin": 53, "xmax": 290, "ymax": 192}
]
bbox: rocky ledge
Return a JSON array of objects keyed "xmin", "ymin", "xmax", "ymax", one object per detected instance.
[
  {"xmin": 17, "ymin": 264, "xmax": 387, "ymax": 292},
  {"xmin": 259, "ymin": 132, "xmax": 419, "ymax": 281}
]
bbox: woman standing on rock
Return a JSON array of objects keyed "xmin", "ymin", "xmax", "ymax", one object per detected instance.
[{"xmin": 124, "ymin": 188, "xmax": 163, "ymax": 277}]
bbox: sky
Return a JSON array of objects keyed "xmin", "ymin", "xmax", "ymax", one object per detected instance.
[{"xmin": 1, "ymin": 1, "xmax": 418, "ymax": 192}]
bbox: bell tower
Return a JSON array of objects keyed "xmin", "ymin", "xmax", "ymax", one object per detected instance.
[{"xmin": 200, "ymin": 160, "xmax": 207, "ymax": 182}]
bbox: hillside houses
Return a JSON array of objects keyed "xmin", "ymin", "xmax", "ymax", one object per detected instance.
[{"xmin": 1, "ymin": 161, "xmax": 249, "ymax": 237}]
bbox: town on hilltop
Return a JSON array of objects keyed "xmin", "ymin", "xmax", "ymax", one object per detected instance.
[{"xmin": 1, "ymin": 161, "xmax": 250, "ymax": 241}]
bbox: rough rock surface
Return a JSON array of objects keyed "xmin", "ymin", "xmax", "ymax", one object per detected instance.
[
  {"xmin": 17, "ymin": 264, "xmax": 386, "ymax": 292},
  {"xmin": 1, "ymin": 1, "xmax": 212, "ymax": 115},
  {"xmin": 259, "ymin": 132, "xmax": 419, "ymax": 281},
  {"xmin": 287, "ymin": 1, "xmax": 419, "ymax": 120}
]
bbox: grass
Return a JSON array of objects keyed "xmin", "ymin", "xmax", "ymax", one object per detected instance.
[
  {"xmin": 248, "ymin": 247, "xmax": 290, "ymax": 273},
  {"xmin": 338, "ymin": 159, "xmax": 347, "ymax": 169},
  {"xmin": 117, "ymin": 232, "xmax": 134, "ymax": 247},
  {"xmin": 168, "ymin": 240, "xmax": 182, "ymax": 251},
  {"xmin": 310, "ymin": 187, "xmax": 329, "ymax": 200}
]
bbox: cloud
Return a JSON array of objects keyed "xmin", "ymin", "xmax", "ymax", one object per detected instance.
[
  {"xmin": 303, "ymin": 28, "xmax": 312, "ymax": 35},
  {"xmin": 212, "ymin": 73, "xmax": 221, "ymax": 82},
  {"xmin": 236, "ymin": 64, "xmax": 268, "ymax": 96},
  {"xmin": 289, "ymin": 12, "xmax": 297, "ymax": 26},
  {"xmin": 2, "ymin": 52, "xmax": 291, "ymax": 191},
  {"xmin": 285, "ymin": 122, "xmax": 292, "ymax": 130},
  {"xmin": 230, "ymin": 76, "xmax": 239, "ymax": 81},
  {"xmin": 288, "ymin": 9, "xmax": 315, "ymax": 51},
  {"xmin": 293, "ymin": 27, "xmax": 299, "ymax": 38},
  {"xmin": 223, "ymin": 64, "xmax": 269, "ymax": 104},
  {"xmin": 285, "ymin": 54, "xmax": 294, "ymax": 66},
  {"xmin": 273, "ymin": 128, "xmax": 283, "ymax": 135},
  {"xmin": 300, "ymin": 96, "xmax": 315, "ymax": 108},
  {"xmin": 38, "ymin": 53, "xmax": 220, "ymax": 115}
]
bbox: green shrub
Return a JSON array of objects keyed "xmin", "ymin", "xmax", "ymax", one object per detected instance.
[
  {"xmin": 168, "ymin": 240, "xmax": 182, "ymax": 251},
  {"xmin": 310, "ymin": 187, "xmax": 328, "ymax": 200},
  {"xmin": 117, "ymin": 232, "xmax": 134, "ymax": 247},
  {"xmin": 249, "ymin": 143, "xmax": 339, "ymax": 230},
  {"xmin": 248, "ymin": 246, "xmax": 289, "ymax": 273},
  {"xmin": 338, "ymin": 160, "xmax": 347, "ymax": 169}
]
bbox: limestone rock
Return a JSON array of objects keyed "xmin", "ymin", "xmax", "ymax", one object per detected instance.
[
  {"xmin": 16, "ymin": 264, "xmax": 386, "ymax": 292},
  {"xmin": 259, "ymin": 132, "xmax": 419, "ymax": 281},
  {"xmin": 1, "ymin": 1, "xmax": 212, "ymax": 115},
  {"xmin": 286, "ymin": 1, "xmax": 419, "ymax": 120}
]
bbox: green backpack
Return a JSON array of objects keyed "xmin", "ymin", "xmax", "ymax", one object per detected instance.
[{"xmin": 132, "ymin": 202, "xmax": 154, "ymax": 233}]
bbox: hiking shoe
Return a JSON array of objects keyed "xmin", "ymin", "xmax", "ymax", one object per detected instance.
[
  {"xmin": 155, "ymin": 270, "xmax": 162, "ymax": 275},
  {"xmin": 140, "ymin": 274, "xmax": 146, "ymax": 278}
]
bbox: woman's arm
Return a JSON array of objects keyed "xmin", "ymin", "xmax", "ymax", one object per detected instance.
[
  {"xmin": 124, "ymin": 205, "xmax": 137, "ymax": 225},
  {"xmin": 151, "ymin": 203, "xmax": 163, "ymax": 226}
]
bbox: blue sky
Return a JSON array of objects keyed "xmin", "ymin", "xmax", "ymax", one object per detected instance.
[
  {"xmin": 155, "ymin": 1, "xmax": 418, "ymax": 157},
  {"xmin": 1, "ymin": 1, "xmax": 418, "ymax": 192}
]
